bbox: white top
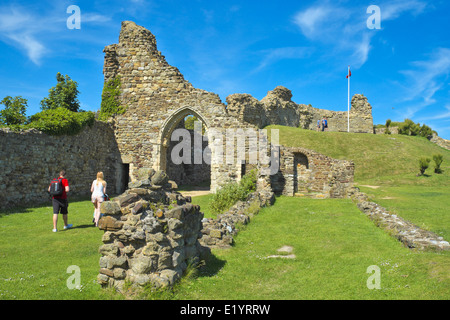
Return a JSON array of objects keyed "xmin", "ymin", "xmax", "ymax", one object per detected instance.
[{"xmin": 91, "ymin": 179, "xmax": 106, "ymax": 198}]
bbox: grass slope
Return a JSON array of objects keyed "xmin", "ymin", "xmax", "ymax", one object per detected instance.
[
  {"xmin": 266, "ymin": 125, "xmax": 450, "ymax": 239},
  {"xmin": 266, "ymin": 125, "xmax": 450, "ymax": 183}
]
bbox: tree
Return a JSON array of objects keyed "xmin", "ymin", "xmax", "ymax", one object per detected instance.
[
  {"xmin": 418, "ymin": 157, "xmax": 431, "ymax": 176},
  {"xmin": 40, "ymin": 72, "xmax": 80, "ymax": 112},
  {"xmin": 432, "ymin": 154, "xmax": 443, "ymax": 174},
  {"xmin": 0, "ymin": 96, "xmax": 28, "ymax": 125},
  {"xmin": 384, "ymin": 119, "xmax": 391, "ymax": 134}
]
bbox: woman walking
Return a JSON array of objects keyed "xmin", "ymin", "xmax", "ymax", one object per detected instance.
[{"xmin": 91, "ymin": 172, "xmax": 107, "ymax": 227}]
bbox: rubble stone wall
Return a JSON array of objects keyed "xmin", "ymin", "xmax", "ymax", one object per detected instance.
[
  {"xmin": 104, "ymin": 21, "xmax": 254, "ymax": 192},
  {"xmin": 0, "ymin": 122, "xmax": 122, "ymax": 209},
  {"xmin": 226, "ymin": 86, "xmax": 374, "ymax": 133},
  {"xmin": 271, "ymin": 146, "xmax": 354, "ymax": 198}
]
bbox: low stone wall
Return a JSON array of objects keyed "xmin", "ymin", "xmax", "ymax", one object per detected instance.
[
  {"xmin": 200, "ymin": 176, "xmax": 275, "ymax": 249},
  {"xmin": 347, "ymin": 187, "xmax": 450, "ymax": 251}
]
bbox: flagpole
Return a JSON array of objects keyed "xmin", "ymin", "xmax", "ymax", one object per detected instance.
[{"xmin": 347, "ymin": 65, "xmax": 350, "ymax": 133}]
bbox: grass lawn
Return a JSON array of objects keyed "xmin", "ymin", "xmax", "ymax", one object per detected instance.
[
  {"xmin": 173, "ymin": 197, "xmax": 450, "ymax": 300},
  {"xmin": 3, "ymin": 196, "xmax": 446, "ymax": 300},
  {"xmin": 1, "ymin": 127, "xmax": 449, "ymax": 300},
  {"xmin": 0, "ymin": 198, "xmax": 119, "ymax": 300}
]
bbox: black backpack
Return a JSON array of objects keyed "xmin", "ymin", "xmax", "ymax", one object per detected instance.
[{"xmin": 49, "ymin": 178, "xmax": 64, "ymax": 196}]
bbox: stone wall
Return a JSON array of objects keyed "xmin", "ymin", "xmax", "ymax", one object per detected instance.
[
  {"xmin": 226, "ymin": 86, "xmax": 374, "ymax": 133},
  {"xmin": 104, "ymin": 21, "xmax": 255, "ymax": 192},
  {"xmin": 0, "ymin": 121, "xmax": 123, "ymax": 210},
  {"xmin": 270, "ymin": 146, "xmax": 354, "ymax": 198}
]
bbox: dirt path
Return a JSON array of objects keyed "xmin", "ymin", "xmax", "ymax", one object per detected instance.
[{"xmin": 179, "ymin": 190, "xmax": 211, "ymax": 197}]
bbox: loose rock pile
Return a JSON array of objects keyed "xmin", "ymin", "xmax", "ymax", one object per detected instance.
[
  {"xmin": 97, "ymin": 170, "xmax": 207, "ymax": 291},
  {"xmin": 348, "ymin": 187, "xmax": 450, "ymax": 251}
]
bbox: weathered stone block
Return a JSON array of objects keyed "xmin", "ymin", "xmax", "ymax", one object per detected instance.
[
  {"xmin": 130, "ymin": 256, "xmax": 152, "ymax": 274},
  {"xmin": 99, "ymin": 243, "xmax": 118, "ymax": 256},
  {"xmin": 165, "ymin": 206, "xmax": 184, "ymax": 220},
  {"xmin": 151, "ymin": 170, "xmax": 169, "ymax": 186},
  {"xmin": 116, "ymin": 193, "xmax": 140, "ymax": 207},
  {"xmin": 100, "ymin": 201, "xmax": 121, "ymax": 215},
  {"xmin": 98, "ymin": 216, "xmax": 124, "ymax": 231}
]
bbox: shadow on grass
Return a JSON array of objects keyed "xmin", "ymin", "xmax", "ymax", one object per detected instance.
[
  {"xmin": 0, "ymin": 194, "xmax": 118, "ymax": 218},
  {"xmin": 72, "ymin": 223, "xmax": 96, "ymax": 230},
  {"xmin": 198, "ymin": 253, "xmax": 227, "ymax": 278}
]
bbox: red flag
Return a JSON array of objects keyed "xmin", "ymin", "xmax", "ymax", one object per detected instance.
[{"xmin": 346, "ymin": 68, "xmax": 351, "ymax": 78}]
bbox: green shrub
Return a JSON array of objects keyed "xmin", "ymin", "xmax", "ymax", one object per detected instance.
[
  {"xmin": 398, "ymin": 119, "xmax": 434, "ymax": 138},
  {"xmin": 432, "ymin": 154, "xmax": 443, "ymax": 174},
  {"xmin": 384, "ymin": 119, "xmax": 391, "ymax": 135},
  {"xmin": 209, "ymin": 170, "xmax": 258, "ymax": 215},
  {"xmin": 27, "ymin": 107, "xmax": 94, "ymax": 135},
  {"xmin": 99, "ymin": 76, "xmax": 126, "ymax": 121},
  {"xmin": 418, "ymin": 157, "xmax": 431, "ymax": 176}
]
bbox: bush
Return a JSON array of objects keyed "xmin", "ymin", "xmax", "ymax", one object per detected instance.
[
  {"xmin": 209, "ymin": 170, "xmax": 258, "ymax": 215},
  {"xmin": 398, "ymin": 119, "xmax": 433, "ymax": 138},
  {"xmin": 433, "ymin": 154, "xmax": 443, "ymax": 174},
  {"xmin": 418, "ymin": 157, "xmax": 431, "ymax": 176},
  {"xmin": 27, "ymin": 107, "xmax": 95, "ymax": 135}
]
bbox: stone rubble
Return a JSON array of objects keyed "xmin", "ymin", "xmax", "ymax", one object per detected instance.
[
  {"xmin": 347, "ymin": 187, "xmax": 450, "ymax": 251},
  {"xmin": 97, "ymin": 170, "xmax": 275, "ymax": 292}
]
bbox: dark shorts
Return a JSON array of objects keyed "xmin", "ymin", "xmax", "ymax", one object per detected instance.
[{"xmin": 53, "ymin": 198, "xmax": 68, "ymax": 215}]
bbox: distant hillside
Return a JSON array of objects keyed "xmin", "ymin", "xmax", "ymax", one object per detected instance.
[{"xmin": 266, "ymin": 125, "xmax": 450, "ymax": 184}]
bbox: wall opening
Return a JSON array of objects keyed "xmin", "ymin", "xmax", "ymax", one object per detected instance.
[
  {"xmin": 294, "ymin": 153, "xmax": 309, "ymax": 194},
  {"xmin": 161, "ymin": 110, "xmax": 210, "ymax": 191},
  {"xmin": 120, "ymin": 163, "xmax": 130, "ymax": 193}
]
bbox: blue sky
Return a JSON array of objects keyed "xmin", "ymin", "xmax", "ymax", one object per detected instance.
[{"xmin": 1, "ymin": 0, "xmax": 449, "ymax": 138}]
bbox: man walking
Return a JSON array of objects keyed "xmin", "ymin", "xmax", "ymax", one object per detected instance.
[{"xmin": 48, "ymin": 170, "xmax": 73, "ymax": 232}]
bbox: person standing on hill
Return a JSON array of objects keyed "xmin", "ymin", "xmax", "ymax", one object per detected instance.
[
  {"xmin": 323, "ymin": 117, "xmax": 328, "ymax": 131},
  {"xmin": 91, "ymin": 172, "xmax": 107, "ymax": 227},
  {"xmin": 48, "ymin": 170, "xmax": 72, "ymax": 232}
]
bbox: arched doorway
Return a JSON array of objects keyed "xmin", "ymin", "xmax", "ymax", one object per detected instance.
[{"xmin": 159, "ymin": 107, "xmax": 211, "ymax": 191}]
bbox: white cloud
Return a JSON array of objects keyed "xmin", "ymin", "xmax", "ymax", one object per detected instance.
[
  {"xmin": 292, "ymin": 0, "xmax": 428, "ymax": 68},
  {"xmin": 382, "ymin": 0, "xmax": 427, "ymax": 20},
  {"xmin": 0, "ymin": 7, "xmax": 47, "ymax": 65},
  {"xmin": 254, "ymin": 47, "xmax": 313, "ymax": 72},
  {"xmin": 417, "ymin": 104, "xmax": 450, "ymax": 121},
  {"xmin": 400, "ymin": 48, "xmax": 450, "ymax": 105},
  {"xmin": 6, "ymin": 33, "xmax": 47, "ymax": 65},
  {"xmin": 0, "ymin": 4, "xmax": 113, "ymax": 65}
]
